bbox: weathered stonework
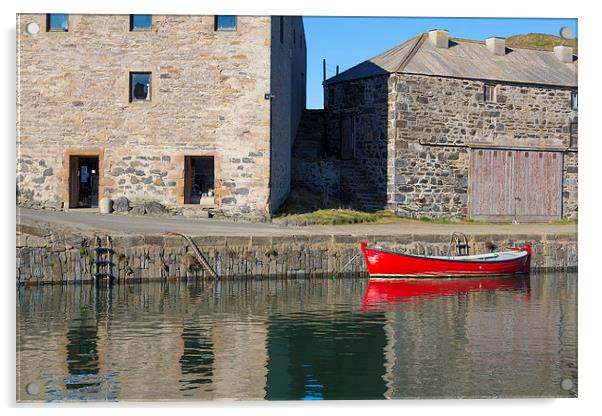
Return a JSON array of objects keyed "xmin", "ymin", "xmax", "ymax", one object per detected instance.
[
  {"xmin": 17, "ymin": 15, "xmax": 306, "ymax": 219},
  {"xmin": 323, "ymin": 72, "xmax": 578, "ymax": 221},
  {"xmin": 16, "ymin": 222, "xmax": 577, "ymax": 283}
]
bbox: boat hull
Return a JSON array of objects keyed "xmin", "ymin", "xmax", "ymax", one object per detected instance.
[
  {"xmin": 362, "ymin": 276, "xmax": 530, "ymax": 305},
  {"xmin": 360, "ymin": 242, "xmax": 531, "ymax": 278}
]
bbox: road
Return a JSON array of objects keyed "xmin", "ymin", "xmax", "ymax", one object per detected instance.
[{"xmin": 17, "ymin": 207, "xmax": 577, "ymax": 237}]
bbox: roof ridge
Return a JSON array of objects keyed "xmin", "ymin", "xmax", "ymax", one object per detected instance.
[
  {"xmin": 393, "ymin": 33, "xmax": 426, "ymax": 73},
  {"xmin": 451, "ymin": 36, "xmax": 575, "ymax": 53}
]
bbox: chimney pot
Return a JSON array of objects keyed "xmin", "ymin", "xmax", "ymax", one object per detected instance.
[
  {"xmin": 486, "ymin": 37, "xmax": 506, "ymax": 56},
  {"xmin": 428, "ymin": 29, "xmax": 449, "ymax": 48},
  {"xmin": 554, "ymin": 45, "xmax": 574, "ymax": 63}
]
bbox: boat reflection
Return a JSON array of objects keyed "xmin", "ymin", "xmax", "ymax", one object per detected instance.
[{"xmin": 362, "ymin": 276, "xmax": 530, "ymax": 310}]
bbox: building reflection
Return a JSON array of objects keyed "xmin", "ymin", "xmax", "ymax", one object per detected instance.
[
  {"xmin": 17, "ymin": 275, "xmax": 576, "ymax": 401},
  {"xmin": 373, "ymin": 274, "xmax": 576, "ymax": 398},
  {"xmin": 265, "ymin": 312, "xmax": 387, "ymax": 400}
]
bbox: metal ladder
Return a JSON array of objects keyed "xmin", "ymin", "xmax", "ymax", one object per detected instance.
[
  {"xmin": 94, "ymin": 235, "xmax": 115, "ymax": 283},
  {"xmin": 447, "ymin": 232, "xmax": 471, "ymax": 257}
]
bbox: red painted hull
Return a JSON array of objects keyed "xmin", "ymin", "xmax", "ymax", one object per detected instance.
[
  {"xmin": 360, "ymin": 241, "xmax": 531, "ymax": 278},
  {"xmin": 362, "ymin": 276, "xmax": 530, "ymax": 305}
]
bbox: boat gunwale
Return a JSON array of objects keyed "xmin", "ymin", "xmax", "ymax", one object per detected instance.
[{"xmin": 362, "ymin": 245, "xmax": 529, "ymax": 264}]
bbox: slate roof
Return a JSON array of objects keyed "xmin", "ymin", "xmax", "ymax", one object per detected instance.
[{"xmin": 324, "ymin": 33, "xmax": 578, "ymax": 87}]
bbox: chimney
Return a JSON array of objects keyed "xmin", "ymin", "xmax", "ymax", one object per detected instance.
[
  {"xmin": 554, "ymin": 45, "xmax": 574, "ymax": 63},
  {"xmin": 486, "ymin": 37, "xmax": 506, "ymax": 56},
  {"xmin": 428, "ymin": 29, "xmax": 449, "ymax": 48}
]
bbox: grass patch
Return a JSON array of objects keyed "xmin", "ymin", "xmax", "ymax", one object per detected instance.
[
  {"xmin": 549, "ymin": 218, "xmax": 578, "ymax": 225},
  {"xmin": 277, "ymin": 209, "xmax": 398, "ymax": 225},
  {"xmin": 506, "ymin": 33, "xmax": 578, "ymax": 52},
  {"xmin": 275, "ymin": 187, "xmax": 486, "ymax": 226}
]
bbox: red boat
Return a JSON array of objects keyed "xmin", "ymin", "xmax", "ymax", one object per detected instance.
[
  {"xmin": 362, "ymin": 276, "xmax": 530, "ymax": 306},
  {"xmin": 360, "ymin": 236, "xmax": 531, "ymax": 279}
]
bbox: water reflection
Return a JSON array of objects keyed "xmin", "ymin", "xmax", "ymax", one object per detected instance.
[{"xmin": 16, "ymin": 273, "xmax": 576, "ymax": 401}]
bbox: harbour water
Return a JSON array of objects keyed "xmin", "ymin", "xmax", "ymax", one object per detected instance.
[{"xmin": 16, "ymin": 272, "xmax": 577, "ymax": 401}]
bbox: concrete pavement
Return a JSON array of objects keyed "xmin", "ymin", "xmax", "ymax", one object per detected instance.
[{"xmin": 17, "ymin": 207, "xmax": 577, "ymax": 237}]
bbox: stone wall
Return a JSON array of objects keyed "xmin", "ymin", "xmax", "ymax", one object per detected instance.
[
  {"xmin": 291, "ymin": 159, "xmax": 341, "ymax": 196},
  {"xmin": 389, "ymin": 73, "xmax": 578, "ymax": 220},
  {"xmin": 563, "ymin": 150, "xmax": 578, "ymax": 219},
  {"xmin": 17, "ymin": 14, "xmax": 305, "ymax": 220},
  {"xmin": 324, "ymin": 76, "xmax": 389, "ymax": 199},
  {"xmin": 16, "ymin": 223, "xmax": 577, "ymax": 284},
  {"xmin": 269, "ymin": 16, "xmax": 307, "ymax": 213},
  {"xmin": 324, "ymin": 73, "xmax": 578, "ymax": 221}
]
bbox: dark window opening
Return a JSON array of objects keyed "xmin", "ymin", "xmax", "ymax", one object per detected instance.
[
  {"xmin": 47, "ymin": 14, "xmax": 68, "ymax": 32},
  {"xmin": 484, "ymin": 84, "xmax": 496, "ymax": 103},
  {"xmin": 279, "ymin": 16, "xmax": 284, "ymax": 43},
  {"xmin": 293, "ymin": 29, "xmax": 296, "ymax": 44},
  {"xmin": 570, "ymin": 122, "xmax": 578, "ymax": 148},
  {"xmin": 130, "ymin": 15, "xmax": 152, "ymax": 31},
  {"xmin": 185, "ymin": 156, "xmax": 215, "ymax": 204},
  {"xmin": 571, "ymin": 91, "xmax": 578, "ymax": 111},
  {"xmin": 130, "ymin": 72, "xmax": 151, "ymax": 102},
  {"xmin": 215, "ymin": 15, "xmax": 237, "ymax": 30}
]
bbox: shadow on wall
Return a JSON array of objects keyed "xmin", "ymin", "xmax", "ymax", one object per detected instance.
[{"xmin": 322, "ymin": 72, "xmax": 390, "ymax": 212}]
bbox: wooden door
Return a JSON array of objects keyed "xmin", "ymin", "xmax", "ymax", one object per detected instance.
[
  {"xmin": 513, "ymin": 151, "xmax": 563, "ymax": 221},
  {"xmin": 340, "ymin": 115, "xmax": 354, "ymax": 160},
  {"xmin": 470, "ymin": 149, "xmax": 563, "ymax": 222},
  {"xmin": 470, "ymin": 149, "xmax": 515, "ymax": 221},
  {"xmin": 68, "ymin": 156, "xmax": 80, "ymax": 209}
]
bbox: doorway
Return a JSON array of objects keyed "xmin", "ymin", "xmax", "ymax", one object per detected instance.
[
  {"xmin": 69, "ymin": 156, "xmax": 99, "ymax": 208},
  {"xmin": 340, "ymin": 114, "xmax": 355, "ymax": 160},
  {"xmin": 184, "ymin": 156, "xmax": 215, "ymax": 204},
  {"xmin": 469, "ymin": 148, "xmax": 563, "ymax": 222}
]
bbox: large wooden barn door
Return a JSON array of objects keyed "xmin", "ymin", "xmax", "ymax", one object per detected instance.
[
  {"xmin": 470, "ymin": 149, "xmax": 563, "ymax": 222},
  {"xmin": 513, "ymin": 151, "xmax": 563, "ymax": 221},
  {"xmin": 470, "ymin": 149, "xmax": 515, "ymax": 222}
]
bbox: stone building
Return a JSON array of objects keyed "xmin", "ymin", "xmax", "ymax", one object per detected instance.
[
  {"xmin": 314, "ymin": 30, "xmax": 578, "ymax": 222},
  {"xmin": 17, "ymin": 14, "xmax": 306, "ymax": 219}
]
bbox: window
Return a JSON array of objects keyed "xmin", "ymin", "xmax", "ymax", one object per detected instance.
[
  {"xmin": 571, "ymin": 91, "xmax": 578, "ymax": 111},
  {"xmin": 130, "ymin": 72, "xmax": 151, "ymax": 102},
  {"xmin": 184, "ymin": 156, "xmax": 215, "ymax": 204},
  {"xmin": 215, "ymin": 15, "xmax": 237, "ymax": 30},
  {"xmin": 484, "ymin": 84, "xmax": 497, "ymax": 103},
  {"xmin": 293, "ymin": 29, "xmax": 296, "ymax": 44},
  {"xmin": 47, "ymin": 14, "xmax": 68, "ymax": 32},
  {"xmin": 279, "ymin": 16, "xmax": 284, "ymax": 43},
  {"xmin": 570, "ymin": 122, "xmax": 578, "ymax": 148},
  {"xmin": 130, "ymin": 15, "xmax": 151, "ymax": 31}
]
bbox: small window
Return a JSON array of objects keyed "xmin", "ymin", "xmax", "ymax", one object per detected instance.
[
  {"xmin": 570, "ymin": 122, "xmax": 578, "ymax": 148},
  {"xmin": 571, "ymin": 91, "xmax": 578, "ymax": 111},
  {"xmin": 279, "ymin": 16, "xmax": 284, "ymax": 43},
  {"xmin": 47, "ymin": 14, "xmax": 68, "ymax": 32},
  {"xmin": 293, "ymin": 29, "xmax": 296, "ymax": 44},
  {"xmin": 484, "ymin": 84, "xmax": 496, "ymax": 103},
  {"xmin": 130, "ymin": 15, "xmax": 152, "ymax": 31},
  {"xmin": 215, "ymin": 15, "xmax": 237, "ymax": 30},
  {"xmin": 130, "ymin": 72, "xmax": 151, "ymax": 102}
]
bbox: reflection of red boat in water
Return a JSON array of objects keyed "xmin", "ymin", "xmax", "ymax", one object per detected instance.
[
  {"xmin": 360, "ymin": 233, "xmax": 531, "ymax": 279},
  {"xmin": 362, "ymin": 276, "xmax": 530, "ymax": 306}
]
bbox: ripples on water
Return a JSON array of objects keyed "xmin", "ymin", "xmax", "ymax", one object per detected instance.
[{"xmin": 16, "ymin": 272, "xmax": 577, "ymax": 401}]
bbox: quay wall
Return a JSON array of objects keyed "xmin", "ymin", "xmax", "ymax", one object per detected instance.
[{"xmin": 16, "ymin": 223, "xmax": 577, "ymax": 284}]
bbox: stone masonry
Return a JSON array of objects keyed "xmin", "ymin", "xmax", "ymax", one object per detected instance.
[
  {"xmin": 322, "ymin": 33, "xmax": 578, "ymax": 221},
  {"xmin": 17, "ymin": 15, "xmax": 306, "ymax": 219}
]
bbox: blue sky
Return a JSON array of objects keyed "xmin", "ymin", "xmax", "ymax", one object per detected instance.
[{"xmin": 303, "ymin": 17, "xmax": 578, "ymax": 109}]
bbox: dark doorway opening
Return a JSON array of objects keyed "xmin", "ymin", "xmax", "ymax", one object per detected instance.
[
  {"xmin": 69, "ymin": 156, "xmax": 99, "ymax": 208},
  {"xmin": 184, "ymin": 156, "xmax": 215, "ymax": 204},
  {"xmin": 340, "ymin": 114, "xmax": 355, "ymax": 160}
]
